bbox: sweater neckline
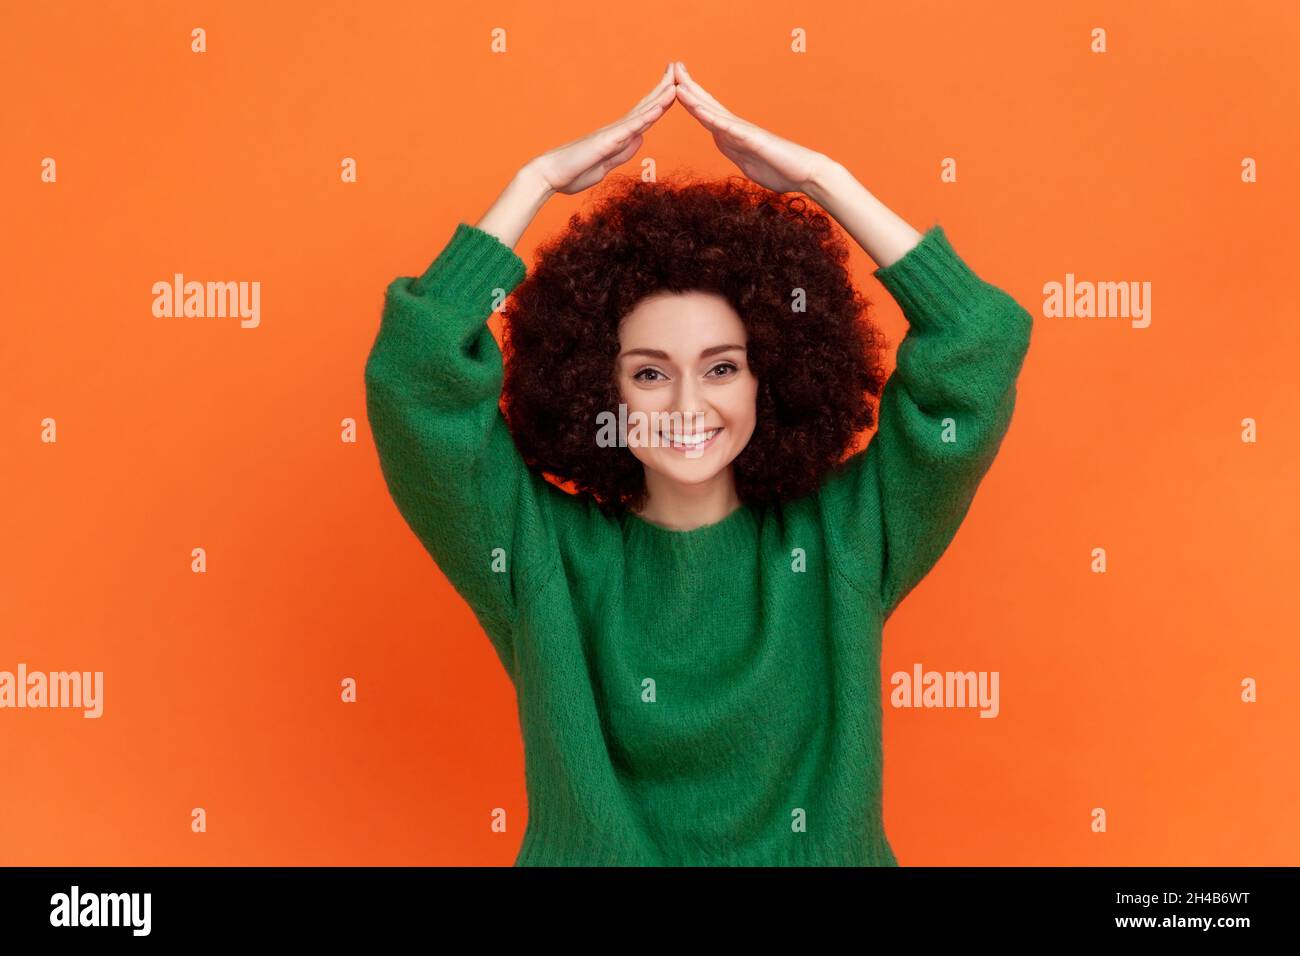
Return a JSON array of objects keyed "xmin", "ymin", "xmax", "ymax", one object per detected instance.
[{"xmin": 621, "ymin": 501, "xmax": 759, "ymax": 553}]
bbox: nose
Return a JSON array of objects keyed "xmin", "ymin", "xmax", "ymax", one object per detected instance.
[{"xmin": 671, "ymin": 379, "xmax": 711, "ymax": 429}]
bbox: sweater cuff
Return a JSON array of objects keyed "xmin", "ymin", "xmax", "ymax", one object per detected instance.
[
  {"xmin": 412, "ymin": 222, "xmax": 528, "ymax": 303},
  {"xmin": 871, "ymin": 225, "xmax": 992, "ymax": 328}
]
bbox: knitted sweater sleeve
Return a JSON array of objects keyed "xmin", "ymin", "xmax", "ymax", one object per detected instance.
[
  {"xmin": 818, "ymin": 225, "xmax": 1033, "ymax": 622},
  {"xmin": 363, "ymin": 222, "xmax": 558, "ymax": 678}
]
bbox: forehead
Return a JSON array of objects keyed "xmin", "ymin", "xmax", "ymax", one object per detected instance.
[{"xmin": 618, "ymin": 290, "xmax": 746, "ymax": 345}]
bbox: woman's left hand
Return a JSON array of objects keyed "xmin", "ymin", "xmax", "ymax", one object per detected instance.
[{"xmin": 672, "ymin": 61, "xmax": 832, "ymax": 196}]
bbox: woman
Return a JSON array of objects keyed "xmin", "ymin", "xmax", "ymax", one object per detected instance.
[{"xmin": 364, "ymin": 61, "xmax": 1033, "ymax": 866}]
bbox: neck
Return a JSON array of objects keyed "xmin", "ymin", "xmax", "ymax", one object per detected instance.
[{"xmin": 634, "ymin": 466, "xmax": 743, "ymax": 531}]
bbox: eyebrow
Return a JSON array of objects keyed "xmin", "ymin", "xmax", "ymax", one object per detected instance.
[{"xmin": 618, "ymin": 344, "xmax": 747, "ymax": 361}]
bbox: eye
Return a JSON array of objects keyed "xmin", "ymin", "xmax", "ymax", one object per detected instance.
[
  {"xmin": 706, "ymin": 362, "xmax": 739, "ymax": 378},
  {"xmin": 632, "ymin": 367, "xmax": 666, "ymax": 383}
]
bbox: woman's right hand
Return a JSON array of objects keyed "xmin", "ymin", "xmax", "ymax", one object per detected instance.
[
  {"xmin": 476, "ymin": 64, "xmax": 678, "ymax": 249},
  {"xmin": 526, "ymin": 63, "xmax": 678, "ymax": 195}
]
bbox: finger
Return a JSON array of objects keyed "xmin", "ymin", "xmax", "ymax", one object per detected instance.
[
  {"xmin": 625, "ymin": 98, "xmax": 671, "ymax": 136},
  {"xmin": 675, "ymin": 62, "xmax": 732, "ymax": 116},
  {"xmin": 625, "ymin": 62, "xmax": 676, "ymax": 118},
  {"xmin": 689, "ymin": 101, "xmax": 748, "ymax": 140},
  {"xmin": 603, "ymin": 133, "xmax": 643, "ymax": 169},
  {"xmin": 676, "ymin": 97, "xmax": 738, "ymax": 135},
  {"xmin": 600, "ymin": 101, "xmax": 667, "ymax": 152},
  {"xmin": 672, "ymin": 85, "xmax": 720, "ymax": 129},
  {"xmin": 586, "ymin": 129, "xmax": 644, "ymax": 177},
  {"xmin": 605, "ymin": 83, "xmax": 674, "ymax": 137},
  {"xmin": 673, "ymin": 83, "xmax": 714, "ymax": 121},
  {"xmin": 676, "ymin": 85, "xmax": 743, "ymax": 135},
  {"xmin": 628, "ymin": 66, "xmax": 673, "ymax": 116}
]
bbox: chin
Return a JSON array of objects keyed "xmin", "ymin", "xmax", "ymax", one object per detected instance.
[{"xmin": 652, "ymin": 463, "xmax": 728, "ymax": 486}]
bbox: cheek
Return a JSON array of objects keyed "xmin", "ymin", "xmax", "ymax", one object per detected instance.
[
  {"xmin": 618, "ymin": 381, "xmax": 669, "ymax": 413},
  {"xmin": 720, "ymin": 380, "xmax": 759, "ymax": 426},
  {"xmin": 615, "ymin": 377, "xmax": 638, "ymax": 410}
]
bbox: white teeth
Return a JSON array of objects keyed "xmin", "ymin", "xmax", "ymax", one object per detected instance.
[{"xmin": 663, "ymin": 428, "xmax": 718, "ymax": 446}]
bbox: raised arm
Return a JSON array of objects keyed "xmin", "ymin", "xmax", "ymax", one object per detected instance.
[
  {"xmin": 364, "ymin": 69, "xmax": 680, "ymax": 676},
  {"xmin": 665, "ymin": 64, "xmax": 1033, "ymax": 621},
  {"xmin": 808, "ymin": 166, "xmax": 1033, "ymax": 620},
  {"xmin": 364, "ymin": 209, "xmax": 552, "ymax": 678},
  {"xmin": 665, "ymin": 62, "xmax": 1034, "ymax": 620}
]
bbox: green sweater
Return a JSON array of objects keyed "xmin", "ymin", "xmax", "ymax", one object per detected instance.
[{"xmin": 364, "ymin": 219, "xmax": 1032, "ymax": 866}]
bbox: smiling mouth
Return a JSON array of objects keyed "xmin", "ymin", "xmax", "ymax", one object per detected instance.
[{"xmin": 661, "ymin": 427, "xmax": 722, "ymax": 451}]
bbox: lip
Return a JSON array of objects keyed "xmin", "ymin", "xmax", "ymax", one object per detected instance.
[{"xmin": 661, "ymin": 427, "xmax": 723, "ymax": 454}]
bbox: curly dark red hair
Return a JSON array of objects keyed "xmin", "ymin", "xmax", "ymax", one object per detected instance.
[{"xmin": 500, "ymin": 172, "xmax": 890, "ymax": 517}]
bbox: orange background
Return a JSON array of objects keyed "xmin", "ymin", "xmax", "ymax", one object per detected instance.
[{"xmin": 3, "ymin": 0, "xmax": 1298, "ymax": 866}]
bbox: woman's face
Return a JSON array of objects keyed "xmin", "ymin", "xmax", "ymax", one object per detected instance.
[{"xmin": 615, "ymin": 290, "xmax": 758, "ymax": 488}]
